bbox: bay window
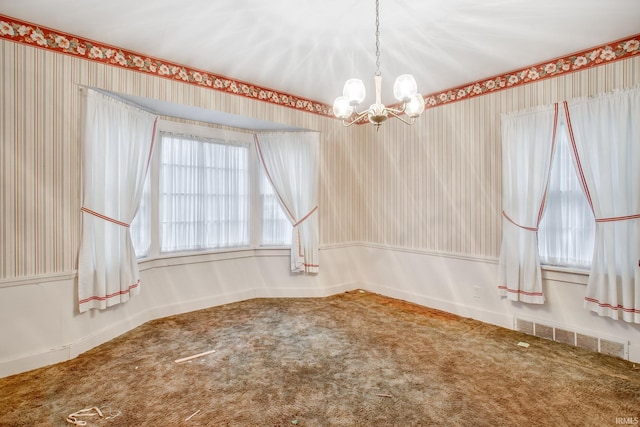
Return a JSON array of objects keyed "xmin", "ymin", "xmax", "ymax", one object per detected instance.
[{"xmin": 131, "ymin": 120, "xmax": 291, "ymax": 258}]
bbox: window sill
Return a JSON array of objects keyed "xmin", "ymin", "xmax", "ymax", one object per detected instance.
[
  {"xmin": 541, "ymin": 264, "xmax": 589, "ymax": 286},
  {"xmin": 137, "ymin": 246, "xmax": 290, "ymax": 271}
]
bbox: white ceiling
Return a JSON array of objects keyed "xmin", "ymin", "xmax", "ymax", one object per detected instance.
[{"xmin": 2, "ymin": 0, "xmax": 640, "ymax": 109}]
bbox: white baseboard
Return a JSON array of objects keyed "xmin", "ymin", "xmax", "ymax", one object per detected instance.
[
  {"xmin": 0, "ymin": 282, "xmax": 360, "ymax": 379},
  {"xmin": 361, "ymin": 282, "xmax": 513, "ymax": 330},
  {"xmin": 3, "ymin": 269, "xmax": 638, "ymax": 379},
  {"xmin": 68, "ymin": 288, "xmax": 261, "ymax": 360},
  {"xmin": 0, "ymin": 347, "xmax": 70, "ymax": 379}
]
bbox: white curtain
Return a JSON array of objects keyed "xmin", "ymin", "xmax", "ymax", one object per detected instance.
[
  {"xmin": 130, "ymin": 172, "xmax": 151, "ymax": 257},
  {"xmin": 498, "ymin": 104, "xmax": 559, "ymax": 303},
  {"xmin": 563, "ymin": 87, "xmax": 640, "ymax": 323},
  {"xmin": 537, "ymin": 123, "xmax": 595, "ymax": 269},
  {"xmin": 77, "ymin": 89, "xmax": 157, "ymax": 312},
  {"xmin": 260, "ymin": 166, "xmax": 293, "ymax": 246},
  {"xmin": 255, "ymin": 132, "xmax": 320, "ymax": 273}
]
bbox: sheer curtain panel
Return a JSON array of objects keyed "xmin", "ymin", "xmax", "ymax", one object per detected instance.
[
  {"xmin": 537, "ymin": 124, "xmax": 595, "ymax": 268},
  {"xmin": 498, "ymin": 104, "xmax": 559, "ymax": 303},
  {"xmin": 255, "ymin": 132, "xmax": 320, "ymax": 273},
  {"xmin": 77, "ymin": 89, "xmax": 157, "ymax": 312},
  {"xmin": 159, "ymin": 135, "xmax": 250, "ymax": 252},
  {"xmin": 260, "ymin": 167, "xmax": 293, "ymax": 246},
  {"xmin": 563, "ymin": 87, "xmax": 640, "ymax": 323}
]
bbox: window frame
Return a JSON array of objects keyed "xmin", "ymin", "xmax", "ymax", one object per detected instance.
[{"xmin": 134, "ymin": 119, "xmax": 291, "ymax": 260}]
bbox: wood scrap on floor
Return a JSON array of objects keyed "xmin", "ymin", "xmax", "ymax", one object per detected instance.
[
  {"xmin": 184, "ymin": 409, "xmax": 200, "ymax": 421},
  {"xmin": 174, "ymin": 349, "xmax": 216, "ymax": 364},
  {"xmin": 66, "ymin": 407, "xmax": 103, "ymax": 426},
  {"xmin": 66, "ymin": 406, "xmax": 121, "ymax": 425}
]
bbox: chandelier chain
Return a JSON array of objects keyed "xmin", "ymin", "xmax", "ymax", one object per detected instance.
[{"xmin": 375, "ymin": 0, "xmax": 381, "ymax": 76}]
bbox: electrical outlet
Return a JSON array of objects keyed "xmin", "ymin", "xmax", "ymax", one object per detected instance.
[{"xmin": 473, "ymin": 286, "xmax": 481, "ymax": 300}]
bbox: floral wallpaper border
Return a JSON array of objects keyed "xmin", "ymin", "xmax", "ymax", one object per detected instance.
[
  {"xmin": 1, "ymin": 14, "xmax": 638, "ymax": 118},
  {"xmin": 421, "ymin": 35, "xmax": 639, "ymax": 109},
  {"xmin": 0, "ymin": 14, "xmax": 333, "ymax": 117}
]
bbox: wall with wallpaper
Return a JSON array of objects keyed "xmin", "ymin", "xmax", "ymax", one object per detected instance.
[{"xmin": 1, "ymin": 23, "xmax": 639, "ymax": 377}]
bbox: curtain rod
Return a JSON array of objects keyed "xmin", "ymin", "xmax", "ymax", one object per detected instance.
[{"xmin": 76, "ymin": 85, "xmax": 158, "ymax": 115}]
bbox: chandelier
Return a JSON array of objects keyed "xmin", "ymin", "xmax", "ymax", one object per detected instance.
[{"xmin": 332, "ymin": 0, "xmax": 425, "ymax": 129}]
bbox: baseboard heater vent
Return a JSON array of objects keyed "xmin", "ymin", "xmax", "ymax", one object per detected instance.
[{"xmin": 514, "ymin": 317, "xmax": 628, "ymax": 360}]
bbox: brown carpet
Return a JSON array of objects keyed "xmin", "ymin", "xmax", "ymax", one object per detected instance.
[{"xmin": 1, "ymin": 290, "xmax": 639, "ymax": 426}]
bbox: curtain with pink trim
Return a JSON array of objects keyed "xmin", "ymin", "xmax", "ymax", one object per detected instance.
[
  {"xmin": 563, "ymin": 87, "xmax": 640, "ymax": 323},
  {"xmin": 498, "ymin": 104, "xmax": 559, "ymax": 303},
  {"xmin": 77, "ymin": 89, "xmax": 157, "ymax": 312},
  {"xmin": 255, "ymin": 132, "xmax": 319, "ymax": 273}
]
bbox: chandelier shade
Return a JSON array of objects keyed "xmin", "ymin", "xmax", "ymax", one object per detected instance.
[
  {"xmin": 343, "ymin": 79, "xmax": 367, "ymax": 106},
  {"xmin": 332, "ymin": 96, "xmax": 354, "ymax": 119},
  {"xmin": 333, "ymin": 0, "xmax": 425, "ymax": 129},
  {"xmin": 406, "ymin": 93, "xmax": 426, "ymax": 117},
  {"xmin": 393, "ymin": 74, "xmax": 418, "ymax": 102}
]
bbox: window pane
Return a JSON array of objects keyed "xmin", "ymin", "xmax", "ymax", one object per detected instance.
[
  {"xmin": 160, "ymin": 134, "xmax": 249, "ymax": 252},
  {"xmin": 260, "ymin": 168, "xmax": 292, "ymax": 246},
  {"xmin": 538, "ymin": 129, "xmax": 595, "ymax": 268}
]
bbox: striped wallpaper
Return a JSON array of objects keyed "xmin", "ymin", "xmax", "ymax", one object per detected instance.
[
  {"xmin": 1, "ymin": 39, "xmax": 81, "ymax": 279},
  {"xmin": 0, "ymin": 38, "xmax": 343, "ymax": 280},
  {"xmin": 2, "ymin": 34, "xmax": 639, "ymax": 280},
  {"xmin": 351, "ymin": 56, "xmax": 640, "ymax": 258}
]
